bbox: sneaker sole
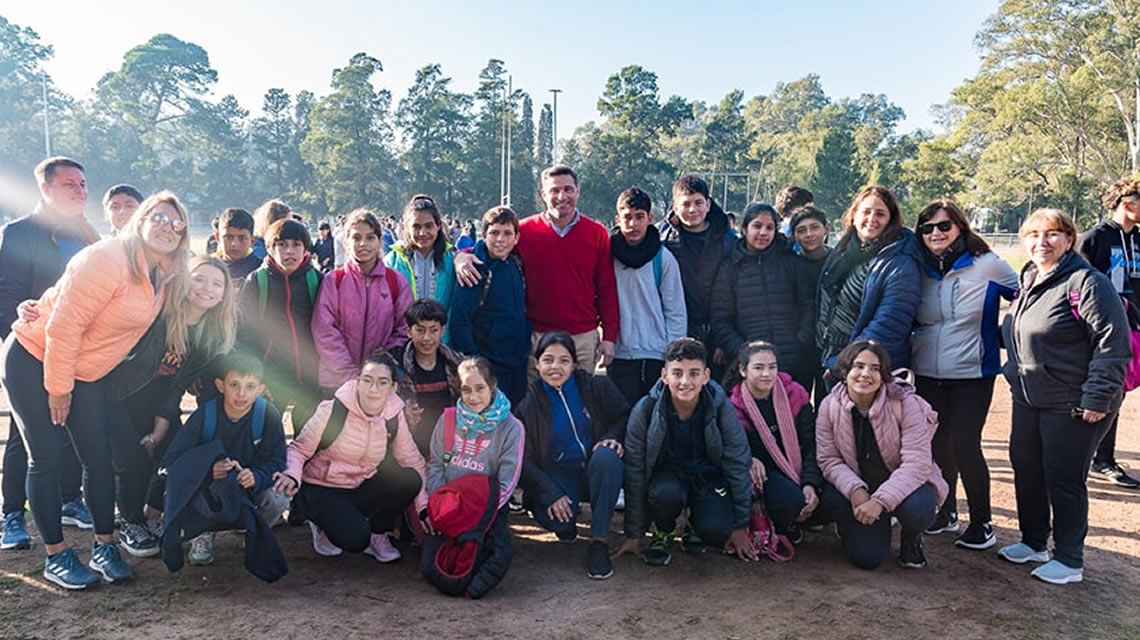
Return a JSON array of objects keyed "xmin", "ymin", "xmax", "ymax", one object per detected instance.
[
  {"xmin": 1, "ymin": 539, "xmax": 32, "ymax": 550},
  {"xmin": 643, "ymin": 554, "xmax": 671, "ymax": 567},
  {"xmin": 955, "ymin": 536, "xmax": 997, "ymax": 551},
  {"xmin": 363, "ymin": 548, "xmax": 400, "ymax": 563},
  {"xmin": 925, "ymin": 523, "xmax": 961, "ymax": 535},
  {"xmin": 898, "ymin": 560, "xmax": 927, "ymax": 569},
  {"xmin": 999, "ymin": 550, "xmax": 1050, "ymax": 564},
  {"xmin": 61, "ymin": 517, "xmax": 94, "ymax": 530},
  {"xmin": 188, "ymin": 557, "xmax": 214, "ymax": 566},
  {"xmin": 587, "ymin": 568, "xmax": 614, "ymax": 580},
  {"xmin": 1032, "ymin": 569, "xmax": 1083, "ymax": 585},
  {"xmin": 120, "ymin": 542, "xmax": 161, "ymax": 558},
  {"xmin": 43, "ymin": 570, "xmax": 97, "ymax": 590}
]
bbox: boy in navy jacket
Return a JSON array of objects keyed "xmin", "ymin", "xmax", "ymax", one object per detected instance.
[{"xmin": 160, "ymin": 353, "xmax": 289, "ymax": 565}]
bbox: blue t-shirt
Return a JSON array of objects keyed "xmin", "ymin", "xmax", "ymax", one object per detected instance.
[{"xmin": 56, "ymin": 235, "xmax": 85, "ymax": 272}]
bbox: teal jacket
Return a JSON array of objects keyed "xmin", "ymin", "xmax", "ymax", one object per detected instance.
[{"xmin": 383, "ymin": 242, "xmax": 456, "ymax": 309}]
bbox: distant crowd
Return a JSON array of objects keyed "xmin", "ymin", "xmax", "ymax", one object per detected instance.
[{"xmin": 0, "ymin": 155, "xmax": 1136, "ymax": 596}]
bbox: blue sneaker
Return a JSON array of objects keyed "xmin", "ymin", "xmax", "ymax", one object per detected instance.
[
  {"xmin": 89, "ymin": 541, "xmax": 133, "ymax": 583},
  {"xmin": 43, "ymin": 548, "xmax": 99, "ymax": 590},
  {"xmin": 998, "ymin": 542, "xmax": 1050, "ymax": 564},
  {"xmin": 61, "ymin": 499, "xmax": 93, "ymax": 530},
  {"xmin": 1031, "ymin": 559, "xmax": 1083, "ymax": 584},
  {"xmin": 1, "ymin": 512, "xmax": 31, "ymax": 550}
]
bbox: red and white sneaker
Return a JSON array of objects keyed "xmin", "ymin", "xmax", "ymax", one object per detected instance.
[
  {"xmin": 363, "ymin": 532, "xmax": 400, "ymax": 563},
  {"xmin": 308, "ymin": 521, "xmax": 342, "ymax": 557}
]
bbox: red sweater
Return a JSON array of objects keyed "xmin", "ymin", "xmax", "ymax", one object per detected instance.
[{"xmin": 516, "ymin": 213, "xmax": 619, "ymax": 340}]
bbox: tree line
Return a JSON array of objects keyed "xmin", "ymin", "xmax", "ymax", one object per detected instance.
[{"xmin": 2, "ymin": 1, "xmax": 1137, "ymax": 229}]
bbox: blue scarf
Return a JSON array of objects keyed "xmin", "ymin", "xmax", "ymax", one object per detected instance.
[{"xmin": 456, "ymin": 388, "xmax": 512, "ymax": 436}]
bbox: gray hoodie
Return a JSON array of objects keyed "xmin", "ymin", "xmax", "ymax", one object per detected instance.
[{"xmin": 1001, "ymin": 250, "xmax": 1130, "ymax": 413}]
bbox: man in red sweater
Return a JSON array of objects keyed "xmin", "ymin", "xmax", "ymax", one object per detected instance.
[{"xmin": 456, "ymin": 165, "xmax": 619, "ymax": 373}]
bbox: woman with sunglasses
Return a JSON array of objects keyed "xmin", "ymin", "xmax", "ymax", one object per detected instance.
[
  {"xmin": 0, "ymin": 191, "xmax": 190, "ymax": 589},
  {"xmin": 910, "ymin": 201, "xmax": 1018, "ymax": 550}
]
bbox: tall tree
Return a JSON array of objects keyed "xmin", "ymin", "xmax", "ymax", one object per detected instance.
[
  {"xmin": 395, "ymin": 63, "xmax": 471, "ymax": 211},
  {"xmin": 537, "ymin": 102, "xmax": 554, "ymax": 168},
  {"xmin": 250, "ymin": 88, "xmax": 295, "ymax": 199},
  {"xmin": 301, "ymin": 52, "xmax": 397, "ymax": 215},
  {"xmin": 512, "ymin": 93, "xmax": 538, "ymax": 212}
]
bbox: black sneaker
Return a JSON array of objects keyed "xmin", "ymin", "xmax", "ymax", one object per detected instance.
[
  {"xmin": 780, "ymin": 524, "xmax": 805, "ymax": 546},
  {"xmin": 119, "ymin": 522, "xmax": 160, "ymax": 558},
  {"xmin": 1090, "ymin": 463, "xmax": 1140, "ymax": 489},
  {"xmin": 925, "ymin": 510, "xmax": 959, "ymax": 535},
  {"xmin": 644, "ymin": 529, "xmax": 673, "ymax": 566},
  {"xmin": 586, "ymin": 540, "xmax": 613, "ymax": 579},
  {"xmin": 681, "ymin": 520, "xmax": 708, "ymax": 554},
  {"xmin": 508, "ymin": 496, "xmax": 526, "ymax": 513},
  {"xmin": 556, "ymin": 528, "xmax": 578, "ymax": 543},
  {"xmin": 898, "ymin": 536, "xmax": 927, "ymax": 569},
  {"xmin": 954, "ymin": 522, "xmax": 997, "ymax": 550}
]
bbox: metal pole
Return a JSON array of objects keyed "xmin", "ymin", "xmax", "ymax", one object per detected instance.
[
  {"xmin": 505, "ymin": 75, "xmax": 512, "ymax": 206},
  {"xmin": 42, "ymin": 72, "xmax": 51, "ymax": 156},
  {"xmin": 549, "ymin": 88, "xmax": 562, "ymax": 164}
]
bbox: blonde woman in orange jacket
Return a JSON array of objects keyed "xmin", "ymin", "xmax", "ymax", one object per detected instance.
[{"xmin": 1, "ymin": 191, "xmax": 190, "ymax": 590}]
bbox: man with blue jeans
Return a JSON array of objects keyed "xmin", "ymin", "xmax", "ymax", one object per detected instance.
[{"xmin": 0, "ymin": 156, "xmax": 97, "ymax": 549}]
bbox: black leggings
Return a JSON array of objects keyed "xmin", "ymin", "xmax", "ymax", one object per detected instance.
[
  {"xmin": 1, "ymin": 337, "xmax": 115, "ymax": 544},
  {"xmin": 916, "ymin": 375, "xmax": 995, "ymax": 524},
  {"xmin": 106, "ymin": 392, "xmax": 179, "ymax": 524},
  {"xmin": 300, "ymin": 455, "xmax": 422, "ymax": 553},
  {"xmin": 2, "ymin": 416, "xmax": 83, "ymax": 516}
]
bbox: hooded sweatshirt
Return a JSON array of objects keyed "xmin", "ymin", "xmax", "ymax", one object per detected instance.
[
  {"xmin": 238, "ymin": 257, "xmax": 322, "ymax": 388},
  {"xmin": 610, "ymin": 225, "xmax": 687, "ymax": 360}
]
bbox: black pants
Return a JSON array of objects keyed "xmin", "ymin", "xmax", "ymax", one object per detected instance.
[
  {"xmin": 1093, "ymin": 412, "xmax": 1122, "ymax": 467},
  {"xmin": 106, "ymin": 391, "xmax": 179, "ymax": 524},
  {"xmin": 2, "ymin": 415, "xmax": 83, "ymax": 516},
  {"xmin": 1009, "ymin": 401, "xmax": 1112, "ymax": 568},
  {"xmin": 916, "ymin": 375, "xmax": 995, "ymax": 524},
  {"xmin": 300, "ymin": 455, "xmax": 422, "ymax": 553},
  {"xmin": 819, "ymin": 483, "xmax": 937, "ymax": 570},
  {"xmin": 1, "ymin": 337, "xmax": 115, "ymax": 543},
  {"xmin": 607, "ymin": 358, "xmax": 664, "ymax": 407},
  {"xmin": 647, "ymin": 468, "xmax": 735, "ymax": 548}
]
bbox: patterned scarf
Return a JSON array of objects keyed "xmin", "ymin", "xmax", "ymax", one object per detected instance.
[
  {"xmin": 731, "ymin": 378, "xmax": 802, "ymax": 486},
  {"xmin": 456, "ymin": 388, "xmax": 512, "ymax": 436}
]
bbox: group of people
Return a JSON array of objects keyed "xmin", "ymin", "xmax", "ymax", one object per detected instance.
[{"xmin": 0, "ymin": 155, "xmax": 1133, "ymax": 597}]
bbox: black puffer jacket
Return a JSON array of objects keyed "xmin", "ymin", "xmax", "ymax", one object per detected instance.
[
  {"xmin": 109, "ymin": 317, "xmax": 217, "ymax": 423},
  {"xmin": 660, "ymin": 200, "xmax": 735, "ymax": 344},
  {"xmin": 710, "ymin": 235, "xmax": 815, "ymax": 375},
  {"xmin": 513, "ymin": 371, "xmax": 630, "ymax": 507},
  {"xmin": 1002, "ymin": 250, "xmax": 1130, "ymax": 413}
]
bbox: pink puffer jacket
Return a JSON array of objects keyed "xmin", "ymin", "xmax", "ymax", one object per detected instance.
[
  {"xmin": 311, "ymin": 259, "xmax": 413, "ymax": 389},
  {"xmin": 816, "ymin": 379, "xmax": 948, "ymax": 511},
  {"xmin": 285, "ymin": 379, "xmax": 428, "ymax": 513}
]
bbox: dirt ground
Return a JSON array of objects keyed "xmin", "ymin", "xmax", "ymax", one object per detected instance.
[{"xmin": 0, "ymin": 376, "xmax": 1138, "ymax": 640}]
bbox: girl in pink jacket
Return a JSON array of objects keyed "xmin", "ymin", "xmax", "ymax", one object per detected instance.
[
  {"xmin": 273, "ymin": 351, "xmax": 428, "ymax": 563},
  {"xmin": 312, "ymin": 209, "xmax": 413, "ymax": 394},
  {"xmin": 816, "ymin": 339, "xmax": 948, "ymax": 570}
]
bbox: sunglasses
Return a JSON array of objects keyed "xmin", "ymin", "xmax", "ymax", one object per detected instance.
[
  {"xmin": 412, "ymin": 197, "xmax": 436, "ymax": 210},
  {"xmin": 918, "ymin": 220, "xmax": 954, "ymax": 235},
  {"xmin": 148, "ymin": 210, "xmax": 187, "ymax": 234}
]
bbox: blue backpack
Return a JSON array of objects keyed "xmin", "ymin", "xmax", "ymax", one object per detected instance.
[{"xmin": 201, "ymin": 397, "xmax": 268, "ymax": 444}]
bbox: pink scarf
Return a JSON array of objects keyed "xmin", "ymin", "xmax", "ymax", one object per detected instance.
[{"xmin": 732, "ymin": 377, "xmax": 802, "ymax": 486}]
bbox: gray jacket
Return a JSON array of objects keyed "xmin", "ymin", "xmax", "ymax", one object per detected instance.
[
  {"xmin": 622, "ymin": 379, "xmax": 752, "ymax": 538},
  {"xmin": 1001, "ymin": 250, "xmax": 1130, "ymax": 413}
]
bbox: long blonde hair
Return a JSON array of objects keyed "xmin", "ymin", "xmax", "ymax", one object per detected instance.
[
  {"xmin": 164, "ymin": 256, "xmax": 237, "ymax": 359},
  {"xmin": 121, "ymin": 191, "xmax": 191, "ymax": 353}
]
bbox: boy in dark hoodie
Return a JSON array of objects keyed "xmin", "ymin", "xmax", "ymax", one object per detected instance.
[
  {"xmin": 1078, "ymin": 175, "xmax": 1140, "ymax": 489},
  {"xmin": 159, "ymin": 353, "xmax": 288, "ymax": 566},
  {"xmin": 448, "ymin": 206, "xmax": 531, "ymax": 404},
  {"xmin": 215, "ymin": 207, "xmax": 262, "ymax": 286},
  {"xmin": 614, "ymin": 338, "xmax": 758, "ymax": 567},
  {"xmin": 238, "ymin": 218, "xmax": 323, "ymax": 433}
]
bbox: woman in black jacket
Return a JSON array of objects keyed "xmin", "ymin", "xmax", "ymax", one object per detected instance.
[
  {"xmin": 711, "ymin": 203, "xmax": 816, "ymax": 390},
  {"xmin": 513, "ymin": 332, "xmax": 630, "ymax": 580},
  {"xmin": 999, "ymin": 208, "xmax": 1130, "ymax": 585}
]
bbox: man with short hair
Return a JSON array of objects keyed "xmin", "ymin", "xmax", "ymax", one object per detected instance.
[
  {"xmin": 102, "ymin": 184, "xmax": 143, "ymax": 234},
  {"xmin": 1078, "ymin": 176, "xmax": 1140, "ymax": 489},
  {"xmin": 0, "ymin": 156, "xmax": 98, "ymax": 549},
  {"xmin": 214, "ymin": 207, "xmax": 261, "ymax": 284},
  {"xmin": 455, "ymin": 165, "xmax": 619, "ymax": 373}
]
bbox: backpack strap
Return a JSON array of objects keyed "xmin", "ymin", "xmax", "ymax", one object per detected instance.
[
  {"xmin": 334, "ymin": 267, "xmax": 347, "ymax": 288},
  {"xmin": 385, "ymin": 267, "xmax": 399, "ymax": 302},
  {"xmin": 478, "ymin": 254, "xmax": 525, "ymax": 310},
  {"xmin": 441, "ymin": 407, "xmax": 458, "ymax": 464},
  {"xmin": 256, "ymin": 269, "xmax": 269, "ymax": 316},
  {"xmin": 652, "ymin": 247, "xmax": 663, "ymax": 289},
  {"xmin": 386, "ymin": 415, "xmax": 400, "ymax": 440},
  {"xmin": 317, "ymin": 398, "xmax": 349, "ymax": 452},
  {"xmin": 202, "ymin": 398, "xmax": 218, "ymax": 443},
  {"xmin": 478, "ymin": 267, "xmax": 494, "ymax": 309},
  {"xmin": 305, "ymin": 268, "xmax": 319, "ymax": 305},
  {"xmin": 251, "ymin": 396, "xmax": 267, "ymax": 443}
]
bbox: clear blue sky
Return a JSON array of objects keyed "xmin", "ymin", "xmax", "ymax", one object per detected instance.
[{"xmin": 5, "ymin": 0, "xmax": 999, "ymax": 140}]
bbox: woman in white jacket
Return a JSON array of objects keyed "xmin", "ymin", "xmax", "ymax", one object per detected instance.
[{"xmin": 910, "ymin": 200, "xmax": 1018, "ymax": 550}]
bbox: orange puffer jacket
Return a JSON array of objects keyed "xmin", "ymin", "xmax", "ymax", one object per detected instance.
[{"xmin": 14, "ymin": 237, "xmax": 167, "ymax": 396}]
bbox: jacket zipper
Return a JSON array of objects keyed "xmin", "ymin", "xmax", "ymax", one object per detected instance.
[
  {"xmin": 556, "ymin": 388, "xmax": 588, "ymax": 462},
  {"xmin": 361, "ymin": 273, "xmax": 372, "ymax": 365},
  {"xmin": 283, "ymin": 272, "xmax": 303, "ymax": 382}
]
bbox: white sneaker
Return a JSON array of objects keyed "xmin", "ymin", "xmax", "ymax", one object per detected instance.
[
  {"xmin": 308, "ymin": 521, "xmax": 342, "ymax": 557},
  {"xmin": 188, "ymin": 533, "xmax": 215, "ymax": 565},
  {"xmin": 363, "ymin": 533, "xmax": 400, "ymax": 563},
  {"xmin": 614, "ymin": 489, "xmax": 625, "ymax": 511}
]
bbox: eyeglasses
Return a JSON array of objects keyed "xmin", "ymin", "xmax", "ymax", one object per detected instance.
[
  {"xmin": 918, "ymin": 220, "xmax": 954, "ymax": 235},
  {"xmin": 1023, "ymin": 230, "xmax": 1069, "ymax": 242},
  {"xmin": 149, "ymin": 211, "xmax": 187, "ymax": 234}
]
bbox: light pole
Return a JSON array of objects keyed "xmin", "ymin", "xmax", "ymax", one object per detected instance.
[{"xmin": 549, "ymin": 88, "xmax": 562, "ymax": 164}]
